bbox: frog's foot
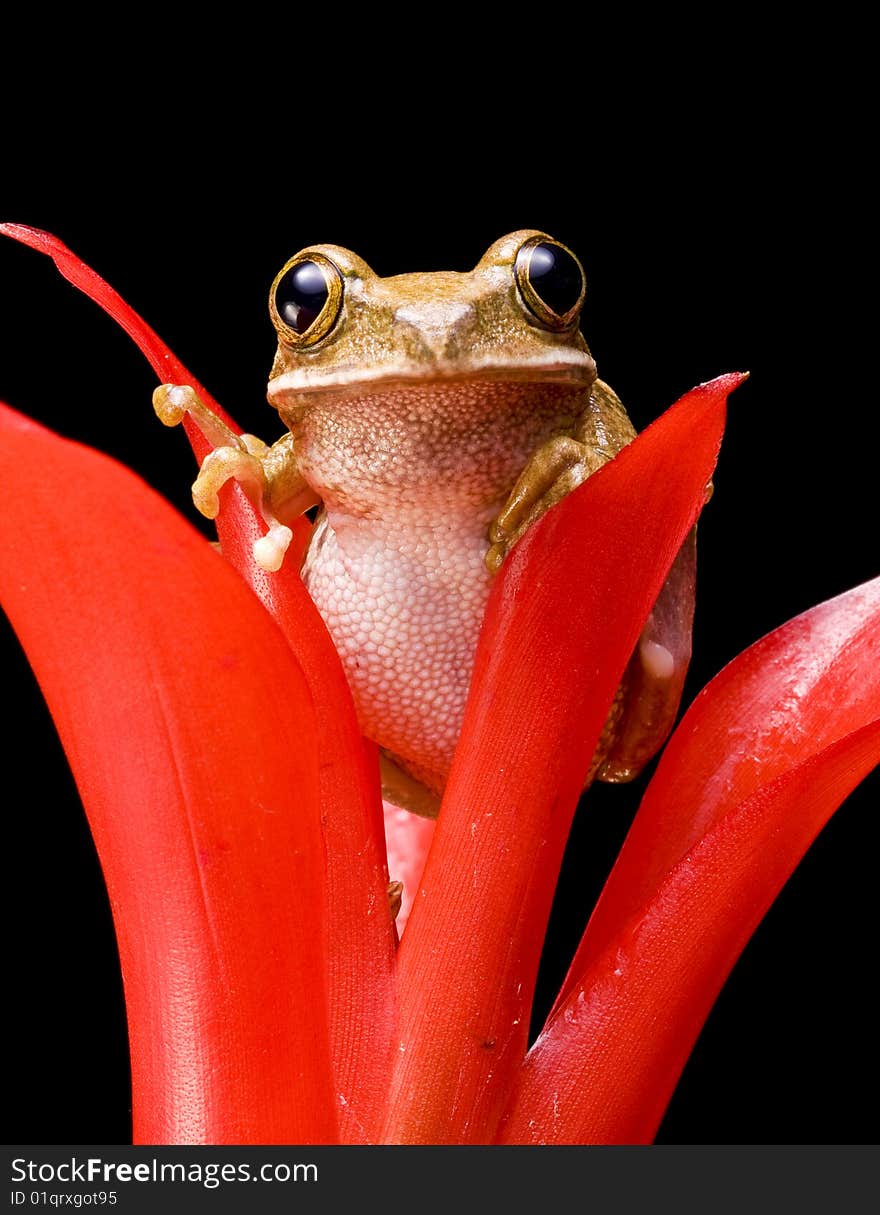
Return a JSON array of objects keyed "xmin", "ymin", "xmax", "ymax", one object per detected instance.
[
  {"xmin": 485, "ymin": 435, "xmax": 610, "ymax": 573},
  {"xmin": 153, "ymin": 383, "xmax": 315, "ymax": 573},
  {"xmin": 379, "ymin": 751, "xmax": 442, "ymax": 819},
  {"xmin": 193, "ymin": 442, "xmax": 294, "ymax": 572},
  {"xmin": 596, "ymin": 527, "xmax": 696, "ymax": 783},
  {"xmin": 387, "ymin": 880, "xmax": 404, "ymax": 921}
]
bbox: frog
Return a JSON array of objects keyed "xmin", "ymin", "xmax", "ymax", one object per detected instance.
[{"xmin": 153, "ymin": 230, "xmax": 696, "ymax": 818}]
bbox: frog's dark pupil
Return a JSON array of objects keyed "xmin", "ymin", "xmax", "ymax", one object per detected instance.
[
  {"xmin": 275, "ymin": 260, "xmax": 329, "ymax": 335},
  {"xmin": 525, "ymin": 242, "xmax": 583, "ymax": 318}
]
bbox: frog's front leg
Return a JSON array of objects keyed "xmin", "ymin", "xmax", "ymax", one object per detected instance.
[
  {"xmin": 153, "ymin": 384, "xmax": 319, "ymax": 571},
  {"xmin": 486, "ymin": 378, "xmax": 635, "ymax": 573},
  {"xmin": 486, "ymin": 436, "xmax": 612, "ymax": 574}
]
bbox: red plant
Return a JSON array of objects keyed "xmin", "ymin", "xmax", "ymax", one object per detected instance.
[{"xmin": 1, "ymin": 224, "xmax": 877, "ymax": 1145}]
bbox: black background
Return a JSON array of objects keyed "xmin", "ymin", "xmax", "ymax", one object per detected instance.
[{"xmin": 2, "ymin": 45, "xmax": 877, "ymax": 1148}]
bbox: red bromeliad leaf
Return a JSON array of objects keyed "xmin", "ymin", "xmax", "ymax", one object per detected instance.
[
  {"xmin": 380, "ymin": 373, "xmax": 743, "ymax": 1144},
  {"xmin": 501, "ymin": 727, "xmax": 880, "ymax": 1145},
  {"xmin": 499, "ymin": 576, "xmax": 880, "ymax": 1144},
  {"xmin": 213, "ymin": 511, "xmax": 395, "ymax": 1143},
  {"xmin": 0, "ymin": 400, "xmax": 337, "ymax": 1143},
  {"xmin": 0, "ymin": 224, "xmax": 396, "ymax": 1142},
  {"xmin": 559, "ymin": 575, "xmax": 880, "ymax": 1002}
]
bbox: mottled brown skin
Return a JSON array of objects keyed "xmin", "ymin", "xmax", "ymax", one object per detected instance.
[{"xmin": 154, "ymin": 231, "xmax": 692, "ymax": 817}]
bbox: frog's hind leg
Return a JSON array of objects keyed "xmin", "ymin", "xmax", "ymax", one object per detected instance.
[
  {"xmin": 595, "ymin": 527, "xmax": 696, "ymax": 783},
  {"xmin": 379, "ymin": 751, "xmax": 442, "ymax": 819}
]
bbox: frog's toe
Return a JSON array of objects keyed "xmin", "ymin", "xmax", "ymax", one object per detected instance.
[
  {"xmin": 152, "ymin": 382, "xmax": 241, "ymax": 450},
  {"xmin": 191, "ymin": 445, "xmax": 266, "ymax": 520},
  {"xmin": 152, "ymin": 383, "xmax": 193, "ymax": 427},
  {"xmin": 387, "ymin": 881, "xmax": 404, "ymax": 921},
  {"xmin": 484, "ymin": 539, "xmax": 507, "ymax": 575},
  {"xmin": 252, "ymin": 522, "xmax": 294, "ymax": 572}
]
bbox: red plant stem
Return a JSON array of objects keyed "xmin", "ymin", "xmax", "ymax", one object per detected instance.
[{"xmin": 380, "ymin": 376, "xmax": 740, "ymax": 1143}]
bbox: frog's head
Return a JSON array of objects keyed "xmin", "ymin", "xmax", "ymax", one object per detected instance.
[{"xmin": 266, "ymin": 231, "xmax": 597, "ymax": 420}]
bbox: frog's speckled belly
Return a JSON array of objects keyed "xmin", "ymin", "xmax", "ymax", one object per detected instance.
[
  {"xmin": 290, "ymin": 381, "xmax": 595, "ymax": 792},
  {"xmin": 301, "ymin": 509, "xmax": 493, "ymax": 791}
]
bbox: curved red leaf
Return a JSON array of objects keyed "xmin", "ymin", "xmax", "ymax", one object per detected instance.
[
  {"xmin": 1, "ymin": 223, "xmax": 396, "ymax": 1141},
  {"xmin": 558, "ymin": 576, "xmax": 880, "ymax": 1008},
  {"xmin": 500, "ymin": 576, "xmax": 880, "ymax": 1143},
  {"xmin": 499, "ymin": 723, "xmax": 880, "ymax": 1144},
  {"xmin": 0, "ymin": 401, "xmax": 336, "ymax": 1144},
  {"xmin": 380, "ymin": 374, "xmax": 742, "ymax": 1144},
  {"xmin": 215, "ymin": 510, "xmax": 396, "ymax": 1143}
]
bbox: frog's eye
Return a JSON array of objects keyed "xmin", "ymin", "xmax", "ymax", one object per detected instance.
[
  {"xmin": 514, "ymin": 236, "xmax": 586, "ymax": 330},
  {"xmin": 270, "ymin": 252, "xmax": 344, "ymax": 346}
]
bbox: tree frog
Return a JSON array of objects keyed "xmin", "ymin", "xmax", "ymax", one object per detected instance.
[{"xmin": 154, "ymin": 231, "xmax": 695, "ymax": 817}]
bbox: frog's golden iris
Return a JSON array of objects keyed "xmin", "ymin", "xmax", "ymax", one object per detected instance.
[
  {"xmin": 270, "ymin": 251, "xmax": 343, "ymax": 347},
  {"xmin": 514, "ymin": 235, "xmax": 586, "ymax": 330}
]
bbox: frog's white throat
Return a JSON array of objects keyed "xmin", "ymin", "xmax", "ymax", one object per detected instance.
[{"xmin": 290, "ymin": 380, "xmax": 594, "ymax": 517}]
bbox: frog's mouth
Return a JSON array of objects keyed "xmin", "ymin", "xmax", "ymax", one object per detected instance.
[{"xmin": 267, "ymin": 349, "xmax": 597, "ymax": 411}]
